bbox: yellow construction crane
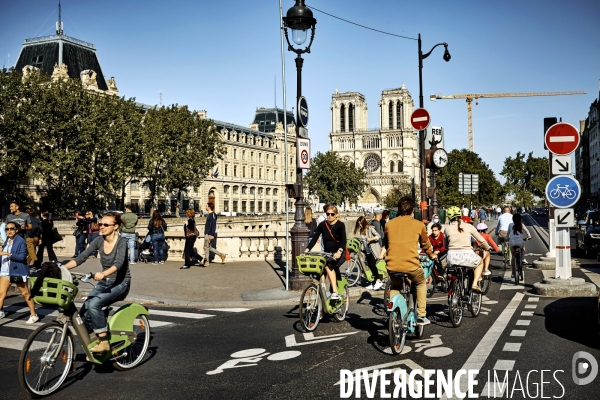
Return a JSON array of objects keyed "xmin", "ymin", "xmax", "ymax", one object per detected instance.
[{"xmin": 430, "ymin": 91, "xmax": 586, "ymax": 152}]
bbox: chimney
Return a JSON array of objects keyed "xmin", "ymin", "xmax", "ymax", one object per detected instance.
[
  {"xmin": 580, "ymin": 119, "xmax": 586, "ymax": 134},
  {"xmin": 249, "ymin": 123, "xmax": 259, "ymax": 130},
  {"xmin": 198, "ymin": 110, "xmax": 207, "ymax": 119}
]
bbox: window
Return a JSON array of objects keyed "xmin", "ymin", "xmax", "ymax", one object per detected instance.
[
  {"xmin": 258, "ymin": 202, "xmax": 263, "ymax": 212},
  {"xmin": 259, "ymin": 168, "xmax": 262, "ymax": 179},
  {"xmin": 340, "ymin": 104, "xmax": 345, "ymax": 132},
  {"xmin": 274, "ymin": 155, "xmax": 277, "ymax": 164},
  {"xmin": 348, "ymin": 103, "xmax": 354, "ymax": 131},
  {"xmin": 273, "ymin": 202, "xmax": 278, "ymax": 212},
  {"xmin": 266, "ymin": 154, "xmax": 269, "ymax": 163},
  {"xmin": 290, "ymin": 157, "xmax": 293, "ymax": 165},
  {"xmin": 233, "ymin": 186, "xmax": 239, "ymax": 194},
  {"xmin": 243, "ymin": 166, "xmax": 246, "ymax": 178},
  {"xmin": 233, "ymin": 201, "xmax": 238, "ymax": 212},
  {"xmin": 389, "ymin": 101, "xmax": 393, "ymax": 129},
  {"xmin": 273, "ymin": 188, "xmax": 278, "ymax": 196},
  {"xmin": 242, "ymin": 150, "xmax": 246, "ymax": 160},
  {"xmin": 131, "ymin": 181, "xmax": 139, "ymax": 190},
  {"xmin": 224, "ymin": 185, "xmax": 230, "ymax": 194},
  {"xmin": 390, "ymin": 161, "xmax": 395, "ymax": 172},
  {"xmin": 251, "ymin": 167, "xmax": 254, "ymax": 178},
  {"xmin": 266, "ymin": 202, "xmax": 270, "ymax": 212},
  {"xmin": 242, "ymin": 186, "xmax": 247, "ymax": 194},
  {"xmin": 274, "ymin": 170, "xmax": 277, "ymax": 180},
  {"xmin": 250, "ymin": 187, "xmax": 256, "ymax": 195},
  {"xmin": 259, "ymin": 153, "xmax": 262, "ymax": 162},
  {"xmin": 31, "ymin": 55, "xmax": 44, "ymax": 68},
  {"xmin": 250, "ymin": 201, "xmax": 255, "ymax": 213},
  {"xmin": 234, "ymin": 166, "xmax": 237, "ymax": 177},
  {"xmin": 397, "ymin": 160, "xmax": 403, "ymax": 173},
  {"xmin": 364, "ymin": 154, "xmax": 381, "ymax": 173},
  {"xmin": 224, "ymin": 164, "xmax": 228, "ymax": 176},
  {"xmin": 258, "ymin": 188, "xmax": 264, "ymax": 195},
  {"xmin": 234, "ymin": 149, "xmax": 237, "ymax": 159},
  {"xmin": 224, "ymin": 200, "xmax": 230, "ymax": 212},
  {"xmin": 242, "ymin": 201, "xmax": 247, "ymax": 212},
  {"xmin": 396, "ymin": 101, "xmax": 402, "ymax": 129},
  {"xmin": 266, "ymin": 188, "xmax": 271, "ymax": 196},
  {"xmin": 251, "ymin": 152, "xmax": 254, "ymax": 161}
]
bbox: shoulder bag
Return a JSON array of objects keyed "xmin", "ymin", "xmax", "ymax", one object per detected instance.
[
  {"xmin": 323, "ymin": 222, "xmax": 351, "ymax": 262},
  {"xmin": 185, "ymin": 220, "xmax": 200, "ymax": 238}
]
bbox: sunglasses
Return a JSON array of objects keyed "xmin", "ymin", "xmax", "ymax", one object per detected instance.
[
  {"xmin": 98, "ymin": 223, "xmax": 115, "ymax": 228},
  {"xmin": 5, "ymin": 227, "xmax": 17, "ymax": 231},
  {"xmin": 326, "ymin": 213, "xmax": 336, "ymax": 216}
]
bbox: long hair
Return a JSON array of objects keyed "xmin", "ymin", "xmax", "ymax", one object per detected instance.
[
  {"xmin": 304, "ymin": 207, "xmax": 313, "ymax": 225},
  {"xmin": 152, "ymin": 210, "xmax": 163, "ymax": 228},
  {"xmin": 185, "ymin": 208, "xmax": 195, "ymax": 218},
  {"xmin": 103, "ymin": 212, "xmax": 123, "ymax": 228},
  {"xmin": 354, "ymin": 216, "xmax": 368, "ymax": 235},
  {"xmin": 512, "ymin": 213, "xmax": 523, "ymax": 235},
  {"xmin": 325, "ymin": 205, "xmax": 340, "ymax": 223},
  {"xmin": 457, "ymin": 218, "xmax": 464, "ymax": 233}
]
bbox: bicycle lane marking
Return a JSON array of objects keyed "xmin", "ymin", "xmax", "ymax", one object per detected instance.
[{"xmin": 440, "ymin": 292, "xmax": 524, "ymax": 400}]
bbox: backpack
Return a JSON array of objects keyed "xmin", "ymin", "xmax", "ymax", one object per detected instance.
[{"xmin": 29, "ymin": 262, "xmax": 62, "ymax": 300}]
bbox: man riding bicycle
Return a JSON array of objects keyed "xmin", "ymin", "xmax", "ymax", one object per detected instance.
[
  {"xmin": 495, "ymin": 206, "xmax": 513, "ymax": 249},
  {"xmin": 378, "ymin": 196, "xmax": 436, "ymax": 325}
]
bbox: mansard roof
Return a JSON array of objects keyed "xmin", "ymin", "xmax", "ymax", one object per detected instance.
[
  {"xmin": 14, "ymin": 34, "xmax": 108, "ymax": 91},
  {"xmin": 212, "ymin": 119, "xmax": 275, "ymax": 140}
]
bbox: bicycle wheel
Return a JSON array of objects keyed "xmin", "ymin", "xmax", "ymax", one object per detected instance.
[
  {"xmin": 343, "ymin": 258, "xmax": 361, "ymax": 287},
  {"xmin": 513, "ymin": 250, "xmax": 521, "ymax": 285},
  {"xmin": 481, "ymin": 275, "xmax": 492, "ymax": 295},
  {"xmin": 383, "ymin": 279, "xmax": 392, "ymax": 308},
  {"xmin": 566, "ymin": 189, "xmax": 576, "ymax": 199},
  {"xmin": 447, "ymin": 280, "xmax": 463, "ymax": 328},
  {"xmin": 113, "ymin": 314, "xmax": 151, "ymax": 370},
  {"xmin": 388, "ymin": 309, "xmax": 406, "ymax": 355},
  {"xmin": 549, "ymin": 189, "xmax": 559, "ymax": 199},
  {"xmin": 333, "ymin": 285, "xmax": 350, "ymax": 321},
  {"xmin": 19, "ymin": 322, "xmax": 75, "ymax": 398},
  {"xmin": 426, "ymin": 273, "xmax": 437, "ymax": 298},
  {"xmin": 468, "ymin": 280, "xmax": 482, "ymax": 317},
  {"xmin": 299, "ymin": 283, "xmax": 321, "ymax": 332}
]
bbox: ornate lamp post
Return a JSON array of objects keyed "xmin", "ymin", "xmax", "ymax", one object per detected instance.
[
  {"xmin": 282, "ymin": 0, "xmax": 316, "ymax": 290},
  {"xmin": 418, "ymin": 34, "xmax": 450, "ymax": 221}
]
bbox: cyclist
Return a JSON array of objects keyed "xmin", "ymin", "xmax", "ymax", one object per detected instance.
[
  {"xmin": 63, "ymin": 212, "xmax": 130, "ymax": 353},
  {"xmin": 495, "ymin": 206, "xmax": 513, "ymax": 250},
  {"xmin": 443, "ymin": 206, "xmax": 491, "ymax": 292},
  {"xmin": 474, "ymin": 223, "xmax": 499, "ymax": 276},
  {"xmin": 378, "ymin": 196, "xmax": 436, "ymax": 325},
  {"xmin": 508, "ymin": 213, "xmax": 532, "ymax": 279},
  {"xmin": 353, "ymin": 216, "xmax": 383, "ymax": 290},
  {"xmin": 305, "ymin": 205, "xmax": 347, "ymax": 300},
  {"xmin": 428, "ymin": 222, "xmax": 447, "ymax": 279}
]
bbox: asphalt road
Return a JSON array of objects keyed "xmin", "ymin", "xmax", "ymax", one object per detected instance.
[{"xmin": 1, "ymin": 214, "xmax": 599, "ymax": 399}]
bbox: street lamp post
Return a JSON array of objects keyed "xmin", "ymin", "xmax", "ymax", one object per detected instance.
[
  {"xmin": 283, "ymin": 0, "xmax": 316, "ymax": 290},
  {"xmin": 418, "ymin": 34, "xmax": 450, "ymax": 221}
]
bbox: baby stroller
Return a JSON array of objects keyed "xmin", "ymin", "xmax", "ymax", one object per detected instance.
[{"xmin": 138, "ymin": 235, "xmax": 154, "ymax": 263}]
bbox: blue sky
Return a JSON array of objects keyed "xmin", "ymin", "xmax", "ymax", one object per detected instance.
[{"xmin": 1, "ymin": 0, "xmax": 599, "ymax": 180}]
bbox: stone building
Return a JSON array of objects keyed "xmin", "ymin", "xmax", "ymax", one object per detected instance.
[{"xmin": 328, "ymin": 85, "xmax": 420, "ymax": 207}]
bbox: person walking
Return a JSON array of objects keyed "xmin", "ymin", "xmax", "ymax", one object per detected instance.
[
  {"xmin": 381, "ymin": 209, "xmax": 391, "ymax": 233},
  {"xmin": 370, "ymin": 209, "xmax": 384, "ymax": 245},
  {"xmin": 34, "ymin": 211, "xmax": 58, "ymax": 268},
  {"xmin": 25, "ymin": 207, "xmax": 41, "ymax": 266},
  {"xmin": 73, "ymin": 212, "xmax": 88, "ymax": 258},
  {"xmin": 6, "ymin": 202, "xmax": 33, "ymax": 261},
  {"xmin": 202, "ymin": 202, "xmax": 226, "ymax": 265},
  {"xmin": 354, "ymin": 216, "xmax": 383, "ymax": 290},
  {"xmin": 478, "ymin": 207, "xmax": 487, "ymax": 224},
  {"xmin": 84, "ymin": 210, "xmax": 100, "ymax": 258},
  {"xmin": 181, "ymin": 208, "xmax": 204, "ymax": 269},
  {"xmin": 120, "ymin": 205, "xmax": 138, "ymax": 264},
  {"xmin": 304, "ymin": 207, "xmax": 318, "ymax": 243},
  {"xmin": 147, "ymin": 211, "xmax": 167, "ymax": 265}
]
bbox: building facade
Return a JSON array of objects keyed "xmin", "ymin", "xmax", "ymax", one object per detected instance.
[{"xmin": 328, "ymin": 85, "xmax": 419, "ymax": 207}]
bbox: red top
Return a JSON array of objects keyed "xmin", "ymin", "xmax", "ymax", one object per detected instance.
[
  {"xmin": 476, "ymin": 232, "xmax": 500, "ymax": 252},
  {"xmin": 428, "ymin": 232, "xmax": 447, "ymax": 255}
]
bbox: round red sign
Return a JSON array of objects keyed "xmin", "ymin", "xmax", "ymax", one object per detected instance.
[
  {"xmin": 411, "ymin": 108, "xmax": 431, "ymax": 131},
  {"xmin": 544, "ymin": 122, "xmax": 580, "ymax": 156}
]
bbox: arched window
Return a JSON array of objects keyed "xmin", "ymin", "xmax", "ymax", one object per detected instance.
[
  {"xmin": 224, "ymin": 185, "xmax": 230, "ymax": 194},
  {"xmin": 398, "ymin": 160, "xmax": 403, "ymax": 173},
  {"xmin": 348, "ymin": 104, "xmax": 354, "ymax": 132},
  {"xmin": 250, "ymin": 187, "xmax": 255, "ymax": 195},
  {"xmin": 396, "ymin": 102, "xmax": 402, "ymax": 129},
  {"xmin": 258, "ymin": 187, "xmax": 264, "ymax": 195},
  {"xmin": 273, "ymin": 188, "xmax": 278, "ymax": 196},
  {"xmin": 340, "ymin": 104, "xmax": 345, "ymax": 132},
  {"xmin": 266, "ymin": 188, "xmax": 271, "ymax": 195},
  {"xmin": 388, "ymin": 101, "xmax": 393, "ymax": 129},
  {"xmin": 233, "ymin": 186, "xmax": 239, "ymax": 194},
  {"xmin": 390, "ymin": 161, "xmax": 395, "ymax": 172}
]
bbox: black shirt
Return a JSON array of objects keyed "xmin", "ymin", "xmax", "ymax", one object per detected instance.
[{"xmin": 307, "ymin": 220, "xmax": 346, "ymax": 254}]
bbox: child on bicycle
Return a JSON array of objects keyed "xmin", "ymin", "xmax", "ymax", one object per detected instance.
[
  {"xmin": 508, "ymin": 213, "xmax": 531, "ymax": 280},
  {"xmin": 474, "ymin": 223, "xmax": 499, "ymax": 276},
  {"xmin": 428, "ymin": 223, "xmax": 447, "ymax": 278}
]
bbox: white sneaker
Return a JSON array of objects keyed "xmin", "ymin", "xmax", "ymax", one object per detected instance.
[
  {"xmin": 0, "ymin": 310, "xmax": 5, "ymax": 320},
  {"xmin": 483, "ymin": 270, "xmax": 491, "ymax": 276},
  {"xmin": 26, "ymin": 315, "xmax": 39, "ymax": 324},
  {"xmin": 365, "ymin": 284, "xmax": 374, "ymax": 290},
  {"xmin": 330, "ymin": 293, "xmax": 341, "ymax": 300},
  {"xmin": 522, "ymin": 259, "xmax": 528, "ymax": 265},
  {"xmin": 373, "ymin": 281, "xmax": 384, "ymax": 290}
]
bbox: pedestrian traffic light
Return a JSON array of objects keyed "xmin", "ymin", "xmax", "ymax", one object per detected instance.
[{"xmin": 543, "ymin": 117, "xmax": 557, "ymax": 150}]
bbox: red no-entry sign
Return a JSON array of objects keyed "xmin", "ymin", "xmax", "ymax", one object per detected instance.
[
  {"xmin": 545, "ymin": 122, "xmax": 580, "ymax": 155},
  {"xmin": 411, "ymin": 108, "xmax": 431, "ymax": 131}
]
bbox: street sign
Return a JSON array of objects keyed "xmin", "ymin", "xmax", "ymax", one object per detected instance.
[
  {"xmin": 545, "ymin": 175, "xmax": 581, "ymax": 208},
  {"xmin": 298, "ymin": 96, "xmax": 309, "ymax": 127},
  {"xmin": 545, "ymin": 122, "xmax": 580, "ymax": 155},
  {"xmin": 551, "ymin": 155, "xmax": 572, "ymax": 175},
  {"xmin": 297, "ymin": 138, "xmax": 310, "ymax": 169},
  {"xmin": 299, "ymin": 127, "xmax": 308, "ymax": 138},
  {"xmin": 425, "ymin": 126, "xmax": 444, "ymax": 149},
  {"xmin": 458, "ymin": 173, "xmax": 479, "ymax": 194},
  {"xmin": 554, "ymin": 208, "xmax": 574, "ymax": 227},
  {"xmin": 411, "ymin": 108, "xmax": 430, "ymax": 131}
]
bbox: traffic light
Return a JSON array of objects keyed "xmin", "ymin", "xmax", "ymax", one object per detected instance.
[{"xmin": 543, "ymin": 117, "xmax": 557, "ymax": 150}]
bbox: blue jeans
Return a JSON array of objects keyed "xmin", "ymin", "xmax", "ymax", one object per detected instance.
[
  {"xmin": 80, "ymin": 279, "xmax": 130, "ymax": 333},
  {"xmin": 120, "ymin": 232, "xmax": 137, "ymax": 262},
  {"xmin": 151, "ymin": 233, "xmax": 165, "ymax": 262},
  {"xmin": 74, "ymin": 234, "xmax": 87, "ymax": 256},
  {"xmin": 88, "ymin": 233, "xmax": 100, "ymax": 256}
]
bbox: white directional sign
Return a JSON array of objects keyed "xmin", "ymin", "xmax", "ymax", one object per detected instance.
[
  {"xmin": 552, "ymin": 156, "xmax": 572, "ymax": 175},
  {"xmin": 554, "ymin": 208, "xmax": 575, "ymax": 227},
  {"xmin": 425, "ymin": 126, "xmax": 444, "ymax": 150},
  {"xmin": 296, "ymin": 138, "xmax": 310, "ymax": 169}
]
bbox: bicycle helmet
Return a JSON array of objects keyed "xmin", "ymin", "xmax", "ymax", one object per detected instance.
[
  {"xmin": 476, "ymin": 222, "xmax": 488, "ymax": 231},
  {"xmin": 446, "ymin": 206, "xmax": 461, "ymax": 221}
]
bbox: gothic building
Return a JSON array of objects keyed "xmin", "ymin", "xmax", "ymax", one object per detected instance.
[{"xmin": 329, "ymin": 85, "xmax": 419, "ymax": 207}]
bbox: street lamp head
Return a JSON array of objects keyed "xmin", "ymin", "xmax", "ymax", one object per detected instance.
[
  {"xmin": 443, "ymin": 45, "xmax": 451, "ymax": 62},
  {"xmin": 283, "ymin": 0, "xmax": 317, "ymax": 54}
]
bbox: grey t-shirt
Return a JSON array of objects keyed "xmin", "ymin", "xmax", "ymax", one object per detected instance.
[
  {"xmin": 6, "ymin": 212, "xmax": 31, "ymax": 238},
  {"xmin": 74, "ymin": 235, "xmax": 131, "ymax": 285}
]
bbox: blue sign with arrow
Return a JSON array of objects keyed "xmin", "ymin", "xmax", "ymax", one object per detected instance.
[
  {"xmin": 298, "ymin": 96, "xmax": 309, "ymax": 127},
  {"xmin": 545, "ymin": 175, "xmax": 581, "ymax": 208}
]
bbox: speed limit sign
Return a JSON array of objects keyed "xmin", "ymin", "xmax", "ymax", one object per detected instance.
[{"xmin": 297, "ymin": 138, "xmax": 310, "ymax": 169}]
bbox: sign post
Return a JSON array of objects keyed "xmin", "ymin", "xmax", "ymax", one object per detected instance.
[{"xmin": 297, "ymin": 138, "xmax": 310, "ymax": 169}]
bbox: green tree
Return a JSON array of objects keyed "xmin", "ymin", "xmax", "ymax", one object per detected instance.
[
  {"xmin": 305, "ymin": 151, "xmax": 368, "ymax": 206},
  {"xmin": 382, "ymin": 177, "xmax": 419, "ymax": 208},
  {"xmin": 435, "ymin": 149, "xmax": 501, "ymax": 208},
  {"xmin": 500, "ymin": 151, "xmax": 549, "ymax": 207}
]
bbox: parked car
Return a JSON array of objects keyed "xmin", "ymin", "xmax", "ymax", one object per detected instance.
[
  {"xmin": 576, "ymin": 210, "xmax": 600, "ymax": 258},
  {"xmin": 533, "ymin": 207, "xmax": 547, "ymax": 216}
]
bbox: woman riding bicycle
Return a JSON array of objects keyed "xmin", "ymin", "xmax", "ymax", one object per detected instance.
[
  {"xmin": 474, "ymin": 223, "xmax": 499, "ymax": 277},
  {"xmin": 63, "ymin": 212, "xmax": 130, "ymax": 353},
  {"xmin": 305, "ymin": 205, "xmax": 346, "ymax": 300},
  {"xmin": 353, "ymin": 216, "xmax": 383, "ymax": 290},
  {"xmin": 508, "ymin": 213, "xmax": 531, "ymax": 280},
  {"xmin": 443, "ymin": 206, "xmax": 491, "ymax": 292}
]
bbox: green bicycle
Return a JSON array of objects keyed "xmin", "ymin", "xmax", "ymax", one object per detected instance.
[
  {"xmin": 343, "ymin": 238, "xmax": 388, "ymax": 287},
  {"xmin": 296, "ymin": 252, "xmax": 350, "ymax": 332}
]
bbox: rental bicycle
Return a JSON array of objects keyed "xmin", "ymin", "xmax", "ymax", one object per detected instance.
[
  {"xmin": 343, "ymin": 238, "xmax": 388, "ymax": 287},
  {"xmin": 18, "ymin": 269, "xmax": 151, "ymax": 397},
  {"xmin": 446, "ymin": 264, "xmax": 482, "ymax": 328},
  {"xmin": 500, "ymin": 238, "xmax": 512, "ymax": 270},
  {"xmin": 296, "ymin": 252, "xmax": 350, "ymax": 332},
  {"xmin": 386, "ymin": 255, "xmax": 434, "ymax": 355},
  {"xmin": 512, "ymin": 238, "xmax": 531, "ymax": 285}
]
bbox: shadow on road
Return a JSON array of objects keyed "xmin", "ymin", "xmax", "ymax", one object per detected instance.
[{"xmin": 542, "ymin": 298, "xmax": 599, "ymax": 350}]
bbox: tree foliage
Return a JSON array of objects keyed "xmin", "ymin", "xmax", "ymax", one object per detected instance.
[
  {"xmin": 304, "ymin": 151, "xmax": 368, "ymax": 206},
  {"xmin": 500, "ymin": 151, "xmax": 549, "ymax": 207},
  {"xmin": 435, "ymin": 149, "xmax": 501, "ymax": 208},
  {"xmin": 382, "ymin": 177, "xmax": 419, "ymax": 208},
  {"xmin": 0, "ymin": 68, "xmax": 223, "ymax": 216}
]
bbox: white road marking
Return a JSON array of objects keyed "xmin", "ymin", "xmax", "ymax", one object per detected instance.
[
  {"xmin": 521, "ymin": 311, "xmax": 534, "ymax": 316},
  {"xmin": 493, "ymin": 360, "xmax": 516, "ymax": 371},
  {"xmin": 203, "ymin": 308, "xmax": 251, "ymax": 313},
  {"xmin": 439, "ymin": 292, "xmax": 524, "ymax": 400},
  {"xmin": 524, "ymin": 304, "xmax": 537, "ymax": 309},
  {"xmin": 500, "ymin": 271, "xmax": 524, "ymax": 290},
  {"xmin": 481, "ymin": 307, "xmax": 492, "ymax": 312},
  {"xmin": 147, "ymin": 310, "xmax": 215, "ymax": 319},
  {"xmin": 266, "ymin": 351, "xmax": 301, "ymax": 361},
  {"xmin": 502, "ymin": 342, "xmax": 521, "ymax": 352},
  {"xmin": 515, "ymin": 320, "xmax": 530, "ymax": 326},
  {"xmin": 0, "ymin": 335, "xmax": 46, "ymax": 351},
  {"xmin": 480, "ymin": 311, "xmax": 489, "ymax": 315},
  {"xmin": 285, "ymin": 331, "xmax": 359, "ymax": 347},
  {"xmin": 527, "ymin": 296, "xmax": 539, "ymax": 302},
  {"xmin": 510, "ymin": 330, "xmax": 527, "ymax": 337}
]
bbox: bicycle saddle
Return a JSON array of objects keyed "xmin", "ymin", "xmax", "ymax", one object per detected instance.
[{"xmin": 389, "ymin": 272, "xmax": 410, "ymax": 279}]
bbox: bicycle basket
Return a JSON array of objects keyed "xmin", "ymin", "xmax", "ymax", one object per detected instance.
[
  {"xmin": 296, "ymin": 255, "xmax": 326, "ymax": 276},
  {"xmin": 419, "ymin": 255, "xmax": 434, "ymax": 270},
  {"xmin": 346, "ymin": 238, "xmax": 361, "ymax": 253},
  {"xmin": 29, "ymin": 277, "xmax": 79, "ymax": 308}
]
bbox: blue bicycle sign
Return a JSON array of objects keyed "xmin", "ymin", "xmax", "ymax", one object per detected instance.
[{"xmin": 545, "ymin": 175, "xmax": 581, "ymax": 208}]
